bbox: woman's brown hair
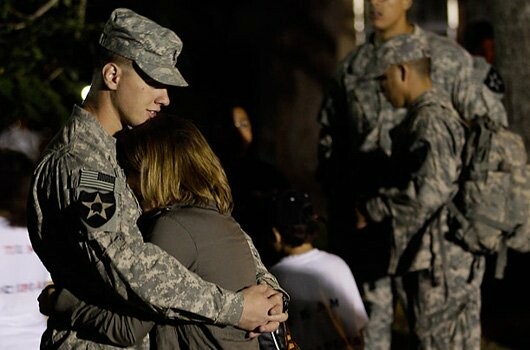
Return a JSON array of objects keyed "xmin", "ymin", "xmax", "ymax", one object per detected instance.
[{"xmin": 117, "ymin": 116, "xmax": 233, "ymax": 214}]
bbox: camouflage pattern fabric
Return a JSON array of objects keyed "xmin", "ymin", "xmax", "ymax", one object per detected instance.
[
  {"xmin": 361, "ymin": 277, "xmax": 394, "ymax": 350},
  {"xmin": 318, "ymin": 25, "xmax": 508, "ymax": 166},
  {"xmin": 374, "ymin": 34, "xmax": 431, "ymax": 77},
  {"xmin": 100, "ymin": 8, "xmax": 188, "ymax": 87},
  {"xmin": 402, "ymin": 243, "xmax": 485, "ymax": 350},
  {"xmin": 27, "ymin": 106, "xmax": 250, "ymax": 349},
  {"xmin": 472, "ymin": 56, "xmax": 505, "ymax": 96},
  {"xmin": 511, "ymin": 165, "xmax": 530, "ymax": 252},
  {"xmin": 449, "ymin": 120, "xmax": 527, "ymax": 256},
  {"xmin": 445, "ymin": 57, "xmax": 528, "ymax": 279},
  {"xmin": 317, "ymin": 24, "xmax": 506, "ymax": 350},
  {"xmin": 365, "ymin": 90, "xmax": 465, "ymax": 278},
  {"xmin": 363, "ymin": 90, "xmax": 484, "ymax": 350}
]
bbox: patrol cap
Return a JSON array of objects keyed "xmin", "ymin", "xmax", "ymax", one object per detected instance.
[
  {"xmin": 99, "ymin": 8, "xmax": 188, "ymax": 87},
  {"xmin": 374, "ymin": 34, "xmax": 431, "ymax": 77}
]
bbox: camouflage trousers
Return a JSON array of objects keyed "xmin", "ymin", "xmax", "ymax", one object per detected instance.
[
  {"xmin": 361, "ymin": 275, "xmax": 407, "ymax": 350},
  {"xmin": 402, "ymin": 253, "xmax": 485, "ymax": 350},
  {"xmin": 361, "ymin": 254, "xmax": 484, "ymax": 350}
]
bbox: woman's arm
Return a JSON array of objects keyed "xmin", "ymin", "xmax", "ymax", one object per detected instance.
[{"xmin": 40, "ymin": 285, "xmax": 155, "ymax": 347}]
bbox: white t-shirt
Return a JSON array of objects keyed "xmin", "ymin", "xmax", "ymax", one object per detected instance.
[
  {"xmin": 270, "ymin": 248, "xmax": 368, "ymax": 350},
  {"xmin": 0, "ymin": 217, "xmax": 51, "ymax": 349}
]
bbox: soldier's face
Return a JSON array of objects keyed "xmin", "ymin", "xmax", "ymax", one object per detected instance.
[
  {"xmin": 115, "ymin": 64, "xmax": 171, "ymax": 128},
  {"xmin": 369, "ymin": 0, "xmax": 411, "ymax": 34}
]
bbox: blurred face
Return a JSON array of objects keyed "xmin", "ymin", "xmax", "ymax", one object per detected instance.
[
  {"xmin": 369, "ymin": 0, "xmax": 411, "ymax": 36},
  {"xmin": 380, "ymin": 64, "xmax": 406, "ymax": 108},
  {"xmin": 112, "ymin": 64, "xmax": 170, "ymax": 128},
  {"xmin": 481, "ymin": 38, "xmax": 495, "ymax": 64},
  {"xmin": 232, "ymin": 106, "xmax": 253, "ymax": 146}
]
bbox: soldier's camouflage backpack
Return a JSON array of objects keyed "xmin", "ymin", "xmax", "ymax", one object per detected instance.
[{"xmin": 447, "ymin": 115, "xmax": 530, "ymax": 278}]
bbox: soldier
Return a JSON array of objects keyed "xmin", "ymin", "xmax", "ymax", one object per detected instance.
[
  {"xmin": 317, "ymin": 0, "xmax": 500, "ymax": 348},
  {"xmin": 357, "ymin": 35, "xmax": 481, "ymax": 349},
  {"xmin": 28, "ymin": 8, "xmax": 287, "ymax": 349}
]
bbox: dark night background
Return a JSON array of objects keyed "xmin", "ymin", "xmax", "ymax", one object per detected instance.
[{"xmin": 1, "ymin": 1, "xmax": 529, "ymax": 349}]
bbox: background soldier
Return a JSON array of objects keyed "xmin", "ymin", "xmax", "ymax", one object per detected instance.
[
  {"xmin": 317, "ymin": 0, "xmax": 504, "ymax": 348},
  {"xmin": 357, "ymin": 35, "xmax": 481, "ymax": 349}
]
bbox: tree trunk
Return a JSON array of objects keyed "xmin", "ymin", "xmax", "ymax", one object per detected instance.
[{"xmin": 491, "ymin": 0, "xmax": 530, "ymax": 147}]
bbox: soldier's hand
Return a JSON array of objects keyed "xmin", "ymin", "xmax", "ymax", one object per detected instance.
[
  {"xmin": 257, "ymin": 291, "xmax": 288, "ymax": 333},
  {"xmin": 238, "ymin": 284, "xmax": 288, "ymax": 332}
]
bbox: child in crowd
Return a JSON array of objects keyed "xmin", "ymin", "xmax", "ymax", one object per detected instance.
[{"xmin": 269, "ymin": 189, "xmax": 368, "ymax": 350}]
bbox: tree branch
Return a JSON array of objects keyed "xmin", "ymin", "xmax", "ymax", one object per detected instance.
[{"xmin": 12, "ymin": 0, "xmax": 60, "ymax": 30}]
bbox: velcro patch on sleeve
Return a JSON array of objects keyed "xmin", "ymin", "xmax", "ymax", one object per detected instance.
[
  {"xmin": 484, "ymin": 67, "xmax": 505, "ymax": 94},
  {"xmin": 80, "ymin": 169, "xmax": 116, "ymax": 191},
  {"xmin": 78, "ymin": 190, "xmax": 116, "ymax": 228}
]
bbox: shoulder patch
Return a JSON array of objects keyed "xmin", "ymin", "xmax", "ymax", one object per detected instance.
[
  {"xmin": 484, "ymin": 66, "xmax": 505, "ymax": 94},
  {"xmin": 80, "ymin": 169, "xmax": 116, "ymax": 191},
  {"xmin": 78, "ymin": 190, "xmax": 116, "ymax": 228}
]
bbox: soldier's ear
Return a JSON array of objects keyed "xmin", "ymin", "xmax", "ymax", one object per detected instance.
[
  {"xmin": 403, "ymin": 0, "xmax": 413, "ymax": 11},
  {"xmin": 398, "ymin": 64, "xmax": 406, "ymax": 81},
  {"xmin": 102, "ymin": 63, "xmax": 120, "ymax": 90}
]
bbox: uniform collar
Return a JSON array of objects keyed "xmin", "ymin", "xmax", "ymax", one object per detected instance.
[{"xmin": 71, "ymin": 104, "xmax": 117, "ymax": 152}]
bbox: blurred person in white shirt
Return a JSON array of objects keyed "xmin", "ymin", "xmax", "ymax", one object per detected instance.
[{"xmin": 0, "ymin": 149, "xmax": 51, "ymax": 349}]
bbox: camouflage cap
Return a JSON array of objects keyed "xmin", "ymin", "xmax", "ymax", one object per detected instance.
[
  {"xmin": 374, "ymin": 34, "xmax": 431, "ymax": 77},
  {"xmin": 99, "ymin": 8, "xmax": 188, "ymax": 87}
]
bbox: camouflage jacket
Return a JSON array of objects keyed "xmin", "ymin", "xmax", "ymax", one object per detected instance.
[
  {"xmin": 27, "ymin": 106, "xmax": 281, "ymax": 349},
  {"xmin": 317, "ymin": 24, "xmax": 508, "ymax": 199},
  {"xmin": 363, "ymin": 90, "xmax": 466, "ymax": 275}
]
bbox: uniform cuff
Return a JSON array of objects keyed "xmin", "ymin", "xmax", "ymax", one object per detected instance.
[{"xmin": 216, "ymin": 291, "xmax": 244, "ymax": 326}]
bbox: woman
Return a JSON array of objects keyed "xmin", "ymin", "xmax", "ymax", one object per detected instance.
[{"xmin": 44, "ymin": 116, "xmax": 286, "ymax": 349}]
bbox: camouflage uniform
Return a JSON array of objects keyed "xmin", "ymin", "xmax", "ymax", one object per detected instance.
[
  {"xmin": 28, "ymin": 9, "xmax": 282, "ymax": 349},
  {"xmin": 363, "ymin": 89, "xmax": 482, "ymax": 349},
  {"xmin": 317, "ymin": 26, "xmax": 498, "ymax": 349},
  {"xmin": 471, "ymin": 55, "xmax": 505, "ymax": 99}
]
